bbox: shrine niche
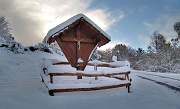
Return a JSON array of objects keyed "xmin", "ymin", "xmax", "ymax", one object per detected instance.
[{"xmin": 44, "ymin": 14, "xmax": 111, "ymax": 71}]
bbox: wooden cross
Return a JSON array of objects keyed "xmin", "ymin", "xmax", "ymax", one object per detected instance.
[
  {"xmin": 61, "ymin": 37, "xmax": 96, "ymax": 62},
  {"xmin": 74, "ymin": 38, "xmax": 83, "ymax": 50},
  {"xmin": 56, "ymin": 25, "xmax": 98, "ymax": 71}
]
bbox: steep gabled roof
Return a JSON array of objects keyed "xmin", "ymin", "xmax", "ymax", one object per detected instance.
[{"xmin": 44, "ymin": 13, "xmax": 111, "ymax": 43}]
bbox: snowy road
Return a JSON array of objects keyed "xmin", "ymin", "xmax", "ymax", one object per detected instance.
[
  {"xmin": 0, "ymin": 49, "xmax": 180, "ymax": 109},
  {"xmin": 133, "ymin": 70, "xmax": 180, "ymax": 92}
]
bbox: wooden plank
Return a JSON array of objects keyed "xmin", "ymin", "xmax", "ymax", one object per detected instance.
[
  {"xmin": 48, "ymin": 83, "xmax": 131, "ymax": 95},
  {"xmin": 53, "ymin": 62, "xmax": 70, "ymax": 65},
  {"xmin": 54, "ymin": 35, "xmax": 76, "ymax": 67},
  {"xmin": 62, "ymin": 42, "xmax": 77, "ymax": 67}
]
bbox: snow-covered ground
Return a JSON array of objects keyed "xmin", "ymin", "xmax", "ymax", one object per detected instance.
[{"xmin": 0, "ymin": 48, "xmax": 180, "ymax": 109}]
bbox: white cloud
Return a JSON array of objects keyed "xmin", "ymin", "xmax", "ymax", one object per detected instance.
[
  {"xmin": 158, "ymin": 14, "xmax": 179, "ymax": 41},
  {"xmin": 0, "ymin": 0, "xmax": 125, "ymax": 46},
  {"xmin": 143, "ymin": 22, "xmax": 161, "ymax": 34},
  {"xmin": 144, "ymin": 13, "xmax": 180, "ymax": 41},
  {"xmin": 86, "ymin": 9, "xmax": 124, "ymax": 30},
  {"xmin": 137, "ymin": 34, "xmax": 150, "ymax": 43}
]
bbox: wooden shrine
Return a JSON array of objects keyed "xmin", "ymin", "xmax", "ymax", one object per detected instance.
[{"xmin": 44, "ymin": 14, "xmax": 111, "ymax": 71}]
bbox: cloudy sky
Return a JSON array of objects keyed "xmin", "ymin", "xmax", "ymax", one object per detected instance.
[{"xmin": 0, "ymin": 0, "xmax": 180, "ymax": 50}]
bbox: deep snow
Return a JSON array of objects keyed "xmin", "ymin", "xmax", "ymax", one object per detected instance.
[{"xmin": 0, "ymin": 48, "xmax": 180, "ymax": 109}]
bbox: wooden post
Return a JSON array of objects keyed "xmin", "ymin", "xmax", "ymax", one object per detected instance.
[
  {"xmin": 125, "ymin": 74, "xmax": 129, "ymax": 80},
  {"xmin": 95, "ymin": 76, "xmax": 98, "ymax": 80},
  {"xmin": 94, "ymin": 64, "xmax": 97, "ymax": 71},
  {"xmin": 128, "ymin": 85, "xmax": 130, "ymax": 93},
  {"xmin": 50, "ymin": 75, "xmax": 53, "ymax": 84},
  {"xmin": 77, "ymin": 73, "xmax": 82, "ymax": 79},
  {"xmin": 49, "ymin": 90, "xmax": 54, "ymax": 96},
  {"xmin": 94, "ymin": 63, "xmax": 98, "ymax": 80}
]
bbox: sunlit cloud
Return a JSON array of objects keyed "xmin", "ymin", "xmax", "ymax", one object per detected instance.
[
  {"xmin": 86, "ymin": 9, "xmax": 124, "ymax": 31},
  {"xmin": 0, "ymin": 0, "xmax": 124, "ymax": 46}
]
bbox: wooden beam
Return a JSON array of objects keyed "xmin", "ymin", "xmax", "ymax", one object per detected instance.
[
  {"xmin": 48, "ymin": 82, "xmax": 131, "ymax": 95},
  {"xmin": 48, "ymin": 71, "xmax": 131, "ymax": 77},
  {"xmin": 75, "ymin": 23, "xmax": 83, "ymax": 71},
  {"xmin": 76, "ymin": 23, "xmax": 81, "ymax": 59},
  {"xmin": 61, "ymin": 37, "xmax": 95, "ymax": 44},
  {"xmin": 81, "ymin": 19, "xmax": 110, "ymax": 46}
]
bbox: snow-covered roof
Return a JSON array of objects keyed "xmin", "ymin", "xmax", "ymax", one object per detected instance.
[{"xmin": 44, "ymin": 13, "xmax": 111, "ymax": 43}]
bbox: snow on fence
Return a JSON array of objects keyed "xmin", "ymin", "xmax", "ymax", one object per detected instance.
[{"xmin": 39, "ymin": 59, "xmax": 131, "ymax": 96}]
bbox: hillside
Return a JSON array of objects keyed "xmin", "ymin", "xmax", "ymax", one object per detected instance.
[{"xmin": 0, "ymin": 48, "xmax": 180, "ymax": 109}]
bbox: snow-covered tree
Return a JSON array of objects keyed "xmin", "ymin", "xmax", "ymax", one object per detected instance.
[
  {"xmin": 150, "ymin": 32, "xmax": 168, "ymax": 53},
  {"xmin": 138, "ymin": 32, "xmax": 179, "ymax": 73},
  {"xmin": 91, "ymin": 49, "xmax": 101, "ymax": 60},
  {"xmin": 34, "ymin": 42, "xmax": 50, "ymax": 52},
  {"xmin": 171, "ymin": 21, "xmax": 180, "ymax": 48},
  {"xmin": 173, "ymin": 21, "xmax": 180, "ymax": 38},
  {"xmin": 9, "ymin": 42, "xmax": 24, "ymax": 54},
  {"xmin": 100, "ymin": 49, "xmax": 113, "ymax": 62},
  {"xmin": 49, "ymin": 41, "xmax": 63, "ymax": 55},
  {"xmin": 0, "ymin": 16, "xmax": 25, "ymax": 54},
  {"xmin": 112, "ymin": 44, "xmax": 129, "ymax": 61},
  {"xmin": 0, "ymin": 16, "xmax": 13, "ymax": 42}
]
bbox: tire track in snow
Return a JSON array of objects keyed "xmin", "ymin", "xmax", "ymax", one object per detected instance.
[
  {"xmin": 137, "ymin": 75, "xmax": 180, "ymax": 92},
  {"xmin": 137, "ymin": 73, "xmax": 180, "ymax": 81}
]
